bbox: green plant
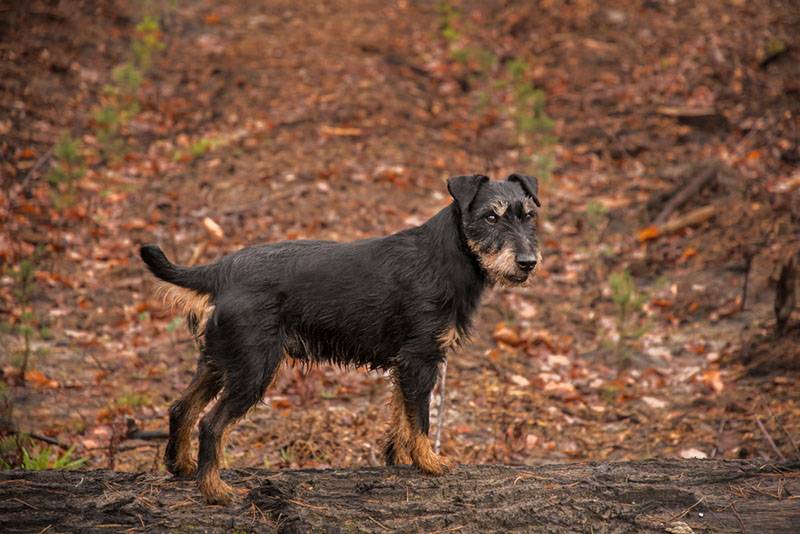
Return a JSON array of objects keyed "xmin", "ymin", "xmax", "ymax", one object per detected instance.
[
  {"xmin": 8, "ymin": 257, "xmax": 46, "ymax": 383},
  {"xmin": 501, "ymin": 59, "xmax": 556, "ymax": 182},
  {"xmin": 437, "ymin": 1, "xmax": 461, "ymax": 46},
  {"xmin": 279, "ymin": 446, "xmax": 296, "ymax": 464},
  {"xmin": 165, "ymin": 316, "xmax": 183, "ymax": 333},
  {"xmin": 21, "ymin": 445, "xmax": 87, "ymax": 470},
  {"xmin": 174, "ymin": 137, "xmax": 219, "ymax": 162},
  {"xmin": 585, "ymin": 200, "xmax": 608, "ymax": 231},
  {"xmin": 435, "ymin": 10, "xmax": 557, "ymax": 182},
  {"xmin": 0, "ymin": 437, "xmax": 87, "ymax": 471},
  {"xmin": 607, "ymin": 269, "xmax": 649, "ymax": 365},
  {"xmin": 583, "ymin": 200, "xmax": 610, "ymax": 282},
  {"xmin": 190, "ymin": 138, "xmax": 214, "ymax": 157},
  {"xmin": 92, "ymin": 13, "xmax": 165, "ymax": 161},
  {"xmin": 115, "ymin": 393, "xmax": 151, "ymax": 408},
  {"xmin": 46, "ymin": 133, "xmax": 85, "ymax": 194},
  {"xmin": 132, "ymin": 15, "xmax": 165, "ymax": 72}
]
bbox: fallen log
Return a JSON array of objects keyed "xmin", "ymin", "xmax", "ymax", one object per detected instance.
[{"xmin": 1, "ymin": 459, "xmax": 798, "ymax": 532}]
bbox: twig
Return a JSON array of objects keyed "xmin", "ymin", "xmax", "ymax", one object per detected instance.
[
  {"xmin": 7, "ymin": 423, "xmax": 69, "ymax": 450},
  {"xmin": 668, "ymin": 495, "xmax": 705, "ymax": 522},
  {"xmin": 756, "ymin": 417, "xmax": 786, "ymax": 461},
  {"xmin": 741, "ymin": 252, "xmax": 754, "ymax": 310},
  {"xmin": 654, "ymin": 161, "xmax": 718, "ymax": 225},
  {"xmin": 19, "ymin": 148, "xmax": 54, "ymax": 192},
  {"xmin": 27, "ymin": 432, "xmax": 69, "ymax": 450},
  {"xmin": 434, "ymin": 358, "xmax": 448, "ymax": 455},
  {"xmin": 513, "ymin": 472, "xmax": 554, "ymax": 485},
  {"xmin": 125, "ymin": 417, "xmax": 169, "ymax": 441},
  {"xmin": 661, "ymin": 205, "xmax": 718, "ymax": 234},
  {"xmin": 765, "ymin": 404, "xmax": 800, "ymax": 460},
  {"xmin": 9, "ymin": 497, "xmax": 39, "ymax": 510},
  {"xmin": 366, "ymin": 515, "xmax": 391, "ymax": 531},
  {"xmin": 126, "ymin": 429, "xmax": 169, "ymax": 441},
  {"xmin": 711, "ymin": 419, "xmax": 726, "ymax": 458},
  {"xmin": 774, "ymin": 251, "xmax": 798, "ymax": 335},
  {"xmin": 728, "ymin": 501, "xmax": 746, "ymax": 533},
  {"xmin": 284, "ymin": 497, "xmax": 328, "ymax": 511}
]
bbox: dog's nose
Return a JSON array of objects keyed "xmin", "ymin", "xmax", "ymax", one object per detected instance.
[{"xmin": 515, "ymin": 254, "xmax": 538, "ymax": 272}]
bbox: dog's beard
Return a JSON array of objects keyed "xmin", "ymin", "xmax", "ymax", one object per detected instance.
[
  {"xmin": 467, "ymin": 238, "xmax": 542, "ymax": 287},
  {"xmin": 471, "ymin": 246, "xmax": 523, "ymax": 287},
  {"xmin": 469, "ymin": 243, "xmax": 541, "ymax": 287}
]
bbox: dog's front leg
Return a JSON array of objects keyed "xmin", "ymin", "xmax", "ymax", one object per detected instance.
[{"xmin": 387, "ymin": 356, "xmax": 454, "ymax": 475}]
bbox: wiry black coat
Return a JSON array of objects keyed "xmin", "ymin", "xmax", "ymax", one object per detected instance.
[{"xmin": 142, "ymin": 202, "xmax": 484, "ymax": 373}]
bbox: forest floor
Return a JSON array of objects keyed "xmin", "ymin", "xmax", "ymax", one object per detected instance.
[{"xmin": 1, "ymin": 0, "xmax": 799, "ymax": 478}]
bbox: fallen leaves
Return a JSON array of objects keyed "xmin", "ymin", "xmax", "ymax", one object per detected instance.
[{"xmin": 2, "ymin": 367, "xmax": 60, "ymax": 389}]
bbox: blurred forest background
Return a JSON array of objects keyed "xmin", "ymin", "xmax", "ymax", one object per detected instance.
[{"xmin": 1, "ymin": 0, "xmax": 798, "ymax": 475}]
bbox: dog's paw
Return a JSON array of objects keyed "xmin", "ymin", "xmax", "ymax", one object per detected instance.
[
  {"xmin": 415, "ymin": 453, "xmax": 455, "ymax": 476},
  {"xmin": 200, "ymin": 477, "xmax": 238, "ymax": 506},
  {"xmin": 169, "ymin": 458, "xmax": 198, "ymax": 478}
]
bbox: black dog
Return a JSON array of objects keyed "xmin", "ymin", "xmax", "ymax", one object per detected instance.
[{"xmin": 140, "ymin": 173, "xmax": 541, "ymax": 504}]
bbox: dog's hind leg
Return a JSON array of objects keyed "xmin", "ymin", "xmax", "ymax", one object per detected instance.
[
  {"xmin": 387, "ymin": 356, "xmax": 454, "ymax": 475},
  {"xmin": 165, "ymin": 359, "xmax": 222, "ymax": 477},
  {"xmin": 196, "ymin": 344, "xmax": 283, "ymax": 505}
]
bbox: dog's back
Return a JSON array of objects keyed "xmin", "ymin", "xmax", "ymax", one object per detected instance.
[{"xmin": 142, "ymin": 208, "xmax": 475, "ymax": 370}]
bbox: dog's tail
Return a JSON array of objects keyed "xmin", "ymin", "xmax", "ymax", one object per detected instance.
[
  {"xmin": 140, "ymin": 244, "xmax": 218, "ymax": 295},
  {"xmin": 140, "ymin": 244, "xmax": 218, "ymax": 347}
]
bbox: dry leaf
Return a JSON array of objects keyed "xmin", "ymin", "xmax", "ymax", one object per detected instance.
[
  {"xmin": 701, "ymin": 369, "xmax": 724, "ymax": 394},
  {"xmin": 544, "ymin": 381, "xmax": 577, "ymax": 400},
  {"xmin": 641, "ymin": 396, "xmax": 667, "ymax": 409},
  {"xmin": 320, "ymin": 125, "xmax": 362, "ymax": 136},
  {"xmin": 510, "ymin": 374, "xmax": 530, "ymax": 387},
  {"xmin": 25, "ymin": 370, "xmax": 60, "ymax": 389},
  {"xmin": 202, "ymin": 216, "xmax": 224, "ymax": 240},
  {"xmin": 493, "ymin": 322, "xmax": 522, "ymax": 346},
  {"xmin": 679, "ymin": 448, "xmax": 707, "ymax": 459},
  {"xmin": 638, "ymin": 225, "xmax": 660, "ymax": 242}
]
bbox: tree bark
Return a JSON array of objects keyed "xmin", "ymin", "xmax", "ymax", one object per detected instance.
[{"xmin": 1, "ymin": 459, "xmax": 798, "ymax": 533}]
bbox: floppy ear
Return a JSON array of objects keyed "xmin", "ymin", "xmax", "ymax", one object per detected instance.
[
  {"xmin": 507, "ymin": 173, "xmax": 541, "ymax": 207},
  {"xmin": 447, "ymin": 174, "xmax": 489, "ymax": 214}
]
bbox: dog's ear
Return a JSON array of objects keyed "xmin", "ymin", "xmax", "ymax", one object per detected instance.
[
  {"xmin": 507, "ymin": 173, "xmax": 541, "ymax": 207},
  {"xmin": 448, "ymin": 174, "xmax": 489, "ymax": 214}
]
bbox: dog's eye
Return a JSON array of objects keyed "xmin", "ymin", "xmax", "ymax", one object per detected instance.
[
  {"xmin": 523, "ymin": 211, "xmax": 535, "ymax": 221},
  {"xmin": 485, "ymin": 213, "xmax": 499, "ymax": 224}
]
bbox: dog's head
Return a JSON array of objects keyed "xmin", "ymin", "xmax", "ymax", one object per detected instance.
[{"xmin": 448, "ymin": 174, "xmax": 542, "ymax": 286}]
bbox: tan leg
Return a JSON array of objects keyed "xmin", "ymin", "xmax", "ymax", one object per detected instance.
[
  {"xmin": 385, "ymin": 378, "xmax": 454, "ymax": 474},
  {"xmin": 384, "ymin": 385, "xmax": 413, "ymax": 465},
  {"xmin": 165, "ymin": 363, "xmax": 221, "ymax": 477}
]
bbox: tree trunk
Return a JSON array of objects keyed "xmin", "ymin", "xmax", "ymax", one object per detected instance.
[{"xmin": 1, "ymin": 459, "xmax": 798, "ymax": 533}]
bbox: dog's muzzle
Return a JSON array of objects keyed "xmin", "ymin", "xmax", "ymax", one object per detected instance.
[{"xmin": 515, "ymin": 253, "xmax": 538, "ymax": 273}]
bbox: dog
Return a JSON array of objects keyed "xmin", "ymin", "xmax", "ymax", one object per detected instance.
[{"xmin": 140, "ymin": 173, "xmax": 542, "ymax": 504}]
